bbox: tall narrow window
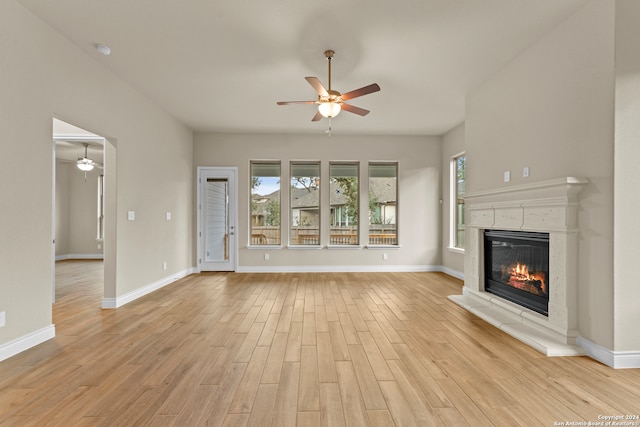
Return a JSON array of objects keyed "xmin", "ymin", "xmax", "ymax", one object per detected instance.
[
  {"xmin": 290, "ymin": 162, "xmax": 320, "ymax": 245},
  {"xmin": 451, "ymin": 153, "xmax": 465, "ymax": 249},
  {"xmin": 368, "ymin": 163, "xmax": 398, "ymax": 245},
  {"xmin": 330, "ymin": 163, "xmax": 359, "ymax": 245},
  {"xmin": 250, "ymin": 162, "xmax": 281, "ymax": 245},
  {"xmin": 97, "ymin": 174, "xmax": 104, "ymax": 240}
]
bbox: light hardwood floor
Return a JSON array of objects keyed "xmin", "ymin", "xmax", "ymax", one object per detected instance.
[{"xmin": 0, "ymin": 260, "xmax": 639, "ymax": 426}]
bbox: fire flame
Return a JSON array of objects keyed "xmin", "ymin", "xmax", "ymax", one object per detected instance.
[{"xmin": 507, "ymin": 262, "xmax": 546, "ymax": 295}]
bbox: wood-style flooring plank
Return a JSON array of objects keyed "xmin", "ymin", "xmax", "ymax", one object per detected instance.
[{"xmin": 0, "ymin": 261, "xmax": 638, "ymax": 426}]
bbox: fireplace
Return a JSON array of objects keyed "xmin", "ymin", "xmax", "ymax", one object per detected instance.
[
  {"xmin": 484, "ymin": 230, "xmax": 549, "ymax": 316},
  {"xmin": 448, "ymin": 177, "xmax": 589, "ymax": 356}
]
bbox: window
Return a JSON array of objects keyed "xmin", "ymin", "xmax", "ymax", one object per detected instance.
[
  {"xmin": 290, "ymin": 162, "xmax": 320, "ymax": 245},
  {"xmin": 250, "ymin": 162, "xmax": 281, "ymax": 245},
  {"xmin": 329, "ymin": 163, "xmax": 359, "ymax": 245},
  {"xmin": 451, "ymin": 153, "xmax": 465, "ymax": 249},
  {"xmin": 97, "ymin": 174, "xmax": 104, "ymax": 240},
  {"xmin": 368, "ymin": 163, "xmax": 398, "ymax": 245}
]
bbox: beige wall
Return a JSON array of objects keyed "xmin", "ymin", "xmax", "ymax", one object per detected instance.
[
  {"xmin": 55, "ymin": 161, "xmax": 103, "ymax": 257},
  {"xmin": 466, "ymin": 0, "xmax": 616, "ymax": 349},
  {"xmin": 441, "ymin": 123, "xmax": 465, "ymax": 276},
  {"xmin": 194, "ymin": 133, "xmax": 442, "ymax": 270},
  {"xmin": 614, "ymin": 0, "xmax": 640, "ymax": 352},
  {"xmin": 0, "ymin": 0, "xmax": 193, "ymax": 349}
]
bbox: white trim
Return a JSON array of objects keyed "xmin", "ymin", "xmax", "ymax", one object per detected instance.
[
  {"xmin": 365, "ymin": 245, "xmax": 402, "ymax": 250},
  {"xmin": 0, "ymin": 325, "xmax": 56, "ymax": 363},
  {"xmin": 447, "ymin": 246, "xmax": 465, "ymax": 255},
  {"xmin": 286, "ymin": 245, "xmax": 324, "ymax": 250},
  {"xmin": 55, "ymin": 254, "xmax": 104, "ymax": 261},
  {"xmin": 440, "ymin": 266, "xmax": 464, "ymax": 280},
  {"xmin": 237, "ymin": 264, "xmax": 447, "ymax": 273},
  {"xmin": 576, "ymin": 337, "xmax": 640, "ymax": 369},
  {"xmin": 102, "ymin": 267, "xmax": 196, "ymax": 309}
]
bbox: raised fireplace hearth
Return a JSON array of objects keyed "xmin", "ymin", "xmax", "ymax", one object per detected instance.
[{"xmin": 449, "ymin": 177, "xmax": 588, "ymax": 356}]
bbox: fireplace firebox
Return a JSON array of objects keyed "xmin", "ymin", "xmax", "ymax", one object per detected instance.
[{"xmin": 484, "ymin": 230, "xmax": 550, "ymax": 316}]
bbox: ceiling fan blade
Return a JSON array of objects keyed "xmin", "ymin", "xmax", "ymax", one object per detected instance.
[
  {"xmin": 277, "ymin": 101, "xmax": 317, "ymax": 105},
  {"xmin": 340, "ymin": 83, "xmax": 380, "ymax": 101},
  {"xmin": 311, "ymin": 110, "xmax": 323, "ymax": 121},
  {"xmin": 305, "ymin": 77, "xmax": 329, "ymax": 97},
  {"xmin": 341, "ymin": 103, "xmax": 370, "ymax": 116}
]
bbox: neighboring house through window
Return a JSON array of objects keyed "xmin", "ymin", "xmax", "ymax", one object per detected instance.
[
  {"xmin": 250, "ymin": 161, "xmax": 281, "ymax": 245},
  {"xmin": 329, "ymin": 163, "xmax": 359, "ymax": 245},
  {"xmin": 290, "ymin": 162, "xmax": 320, "ymax": 245},
  {"xmin": 368, "ymin": 163, "xmax": 398, "ymax": 245}
]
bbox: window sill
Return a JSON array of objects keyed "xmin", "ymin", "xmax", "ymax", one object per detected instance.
[
  {"xmin": 287, "ymin": 245, "xmax": 323, "ymax": 250},
  {"xmin": 365, "ymin": 245, "xmax": 402, "ymax": 249},
  {"xmin": 326, "ymin": 245, "xmax": 363, "ymax": 250},
  {"xmin": 247, "ymin": 245, "xmax": 283, "ymax": 250},
  {"xmin": 447, "ymin": 246, "xmax": 465, "ymax": 254}
]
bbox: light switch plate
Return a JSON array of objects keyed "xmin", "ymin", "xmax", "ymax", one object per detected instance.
[
  {"xmin": 523, "ymin": 167, "xmax": 530, "ymax": 178},
  {"xmin": 128, "ymin": 211, "xmax": 135, "ymax": 221},
  {"xmin": 504, "ymin": 171, "xmax": 511, "ymax": 182},
  {"xmin": 166, "ymin": 212, "xmax": 172, "ymax": 220},
  {"xmin": 0, "ymin": 311, "xmax": 5, "ymax": 328}
]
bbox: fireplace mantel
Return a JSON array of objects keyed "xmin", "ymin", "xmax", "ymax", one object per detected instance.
[{"xmin": 449, "ymin": 177, "xmax": 588, "ymax": 356}]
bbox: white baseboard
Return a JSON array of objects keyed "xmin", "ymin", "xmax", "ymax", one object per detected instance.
[
  {"xmin": 577, "ymin": 337, "xmax": 640, "ymax": 369},
  {"xmin": 439, "ymin": 266, "xmax": 464, "ymax": 280},
  {"xmin": 0, "ymin": 325, "xmax": 56, "ymax": 363},
  {"xmin": 102, "ymin": 267, "xmax": 197, "ymax": 309},
  {"xmin": 55, "ymin": 254, "xmax": 104, "ymax": 261},
  {"xmin": 236, "ymin": 264, "xmax": 446, "ymax": 273}
]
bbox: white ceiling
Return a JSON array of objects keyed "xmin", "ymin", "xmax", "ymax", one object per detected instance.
[{"xmin": 20, "ymin": 0, "xmax": 588, "ymax": 136}]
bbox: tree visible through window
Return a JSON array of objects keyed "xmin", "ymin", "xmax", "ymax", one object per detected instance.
[
  {"xmin": 250, "ymin": 162, "xmax": 280, "ymax": 245},
  {"xmin": 451, "ymin": 153, "xmax": 465, "ymax": 249},
  {"xmin": 368, "ymin": 163, "xmax": 398, "ymax": 245},
  {"xmin": 330, "ymin": 163, "xmax": 359, "ymax": 245},
  {"xmin": 290, "ymin": 162, "xmax": 320, "ymax": 245}
]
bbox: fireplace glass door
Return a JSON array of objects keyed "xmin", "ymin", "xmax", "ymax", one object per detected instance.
[{"xmin": 484, "ymin": 230, "xmax": 550, "ymax": 316}]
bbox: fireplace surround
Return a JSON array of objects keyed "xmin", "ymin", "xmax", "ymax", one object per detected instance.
[{"xmin": 449, "ymin": 177, "xmax": 588, "ymax": 356}]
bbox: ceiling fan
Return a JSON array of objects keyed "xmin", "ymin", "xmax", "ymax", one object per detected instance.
[{"xmin": 277, "ymin": 50, "xmax": 381, "ymax": 122}]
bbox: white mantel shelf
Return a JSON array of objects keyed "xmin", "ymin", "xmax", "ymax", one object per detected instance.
[{"xmin": 449, "ymin": 176, "xmax": 589, "ymax": 357}]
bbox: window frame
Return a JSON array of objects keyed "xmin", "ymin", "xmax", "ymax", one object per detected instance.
[
  {"xmin": 249, "ymin": 161, "xmax": 282, "ymax": 247},
  {"xmin": 329, "ymin": 162, "xmax": 360, "ymax": 246},
  {"xmin": 449, "ymin": 152, "xmax": 465, "ymax": 252},
  {"xmin": 289, "ymin": 161, "xmax": 322, "ymax": 247},
  {"xmin": 367, "ymin": 162, "xmax": 399, "ymax": 246}
]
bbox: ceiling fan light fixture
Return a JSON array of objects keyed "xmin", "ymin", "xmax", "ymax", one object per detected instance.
[
  {"xmin": 318, "ymin": 102, "xmax": 341, "ymax": 118},
  {"xmin": 77, "ymin": 158, "xmax": 95, "ymax": 171},
  {"xmin": 76, "ymin": 143, "xmax": 95, "ymax": 171}
]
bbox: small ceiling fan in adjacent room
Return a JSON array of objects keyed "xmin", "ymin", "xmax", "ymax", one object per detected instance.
[{"xmin": 277, "ymin": 49, "xmax": 381, "ymax": 122}]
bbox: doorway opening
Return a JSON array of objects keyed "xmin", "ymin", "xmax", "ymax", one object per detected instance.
[{"xmin": 52, "ymin": 118, "xmax": 114, "ymax": 305}]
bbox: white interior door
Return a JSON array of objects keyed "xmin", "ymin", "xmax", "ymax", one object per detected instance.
[{"xmin": 198, "ymin": 167, "xmax": 237, "ymax": 271}]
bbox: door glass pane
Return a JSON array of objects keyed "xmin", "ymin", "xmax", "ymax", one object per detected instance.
[{"xmin": 205, "ymin": 178, "xmax": 229, "ymax": 261}]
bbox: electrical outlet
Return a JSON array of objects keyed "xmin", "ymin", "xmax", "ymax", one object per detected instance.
[
  {"xmin": 166, "ymin": 212, "xmax": 172, "ymax": 220},
  {"xmin": 383, "ymin": 253, "xmax": 389, "ymax": 260},
  {"xmin": 504, "ymin": 171, "xmax": 511, "ymax": 182},
  {"xmin": 127, "ymin": 211, "xmax": 135, "ymax": 221},
  {"xmin": 523, "ymin": 167, "xmax": 530, "ymax": 178},
  {"xmin": 0, "ymin": 311, "xmax": 5, "ymax": 328},
  {"xmin": 163, "ymin": 261, "xmax": 167, "ymax": 270},
  {"xmin": 264, "ymin": 253, "xmax": 269, "ymax": 261}
]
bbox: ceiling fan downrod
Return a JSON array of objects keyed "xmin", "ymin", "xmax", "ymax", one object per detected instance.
[{"xmin": 325, "ymin": 50, "xmax": 334, "ymax": 91}]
